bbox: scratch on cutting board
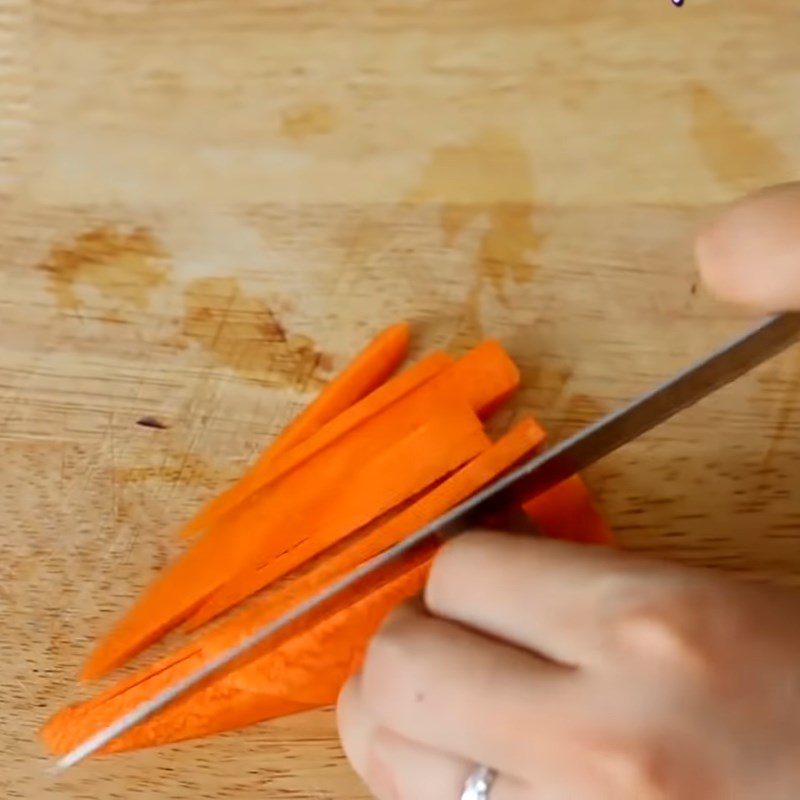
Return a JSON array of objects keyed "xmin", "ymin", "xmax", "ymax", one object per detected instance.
[
  {"xmin": 409, "ymin": 130, "xmax": 540, "ymax": 348},
  {"xmin": 181, "ymin": 277, "xmax": 327, "ymax": 390},
  {"xmin": 690, "ymin": 83, "xmax": 791, "ymax": 191},
  {"xmin": 37, "ymin": 225, "xmax": 169, "ymax": 311}
]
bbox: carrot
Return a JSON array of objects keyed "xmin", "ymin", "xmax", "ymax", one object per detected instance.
[
  {"xmin": 41, "ymin": 682, "xmax": 312, "ymax": 755},
  {"xmin": 187, "ymin": 416, "xmax": 545, "ymax": 634},
  {"xmin": 180, "ymin": 347, "xmax": 448, "ymax": 541},
  {"xmin": 55, "ymin": 417, "xmax": 542, "ymax": 750},
  {"xmin": 182, "ymin": 403, "xmax": 500, "ymax": 630},
  {"xmin": 43, "ymin": 555, "xmax": 431, "ymax": 754},
  {"xmin": 523, "ymin": 474, "xmax": 614, "ymax": 545},
  {"xmin": 229, "ymin": 556, "xmax": 432, "ymax": 701},
  {"xmin": 41, "ymin": 322, "xmax": 620, "ymax": 758},
  {"xmin": 432, "ymin": 340, "xmax": 520, "ymax": 419},
  {"xmin": 180, "ymin": 340, "xmax": 519, "ymax": 540},
  {"xmin": 54, "ymin": 418, "xmax": 541, "ymax": 748},
  {"xmin": 82, "ymin": 396, "xmax": 489, "ymax": 680},
  {"xmin": 263, "ymin": 322, "xmax": 411, "ymax": 464},
  {"xmin": 83, "ymin": 340, "xmax": 520, "ymax": 679}
]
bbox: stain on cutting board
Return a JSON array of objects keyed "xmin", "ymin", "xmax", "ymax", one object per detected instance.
[
  {"xmin": 281, "ymin": 102, "xmax": 337, "ymax": 140},
  {"xmin": 183, "ymin": 277, "xmax": 326, "ymax": 389},
  {"xmin": 115, "ymin": 451, "xmax": 224, "ymax": 488},
  {"xmin": 38, "ymin": 226, "xmax": 169, "ymax": 310},
  {"xmin": 411, "ymin": 130, "xmax": 540, "ymax": 301},
  {"xmin": 410, "ymin": 130, "xmax": 540, "ymax": 347},
  {"xmin": 690, "ymin": 83, "xmax": 790, "ymax": 191}
]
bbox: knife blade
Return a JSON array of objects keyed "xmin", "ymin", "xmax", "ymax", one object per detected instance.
[{"xmin": 53, "ymin": 311, "xmax": 800, "ymax": 773}]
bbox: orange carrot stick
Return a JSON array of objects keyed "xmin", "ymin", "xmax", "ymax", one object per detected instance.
[
  {"xmin": 41, "ymin": 681, "xmax": 312, "ymax": 755},
  {"xmin": 82, "ymin": 396, "xmax": 488, "ymax": 680},
  {"xmin": 54, "ymin": 419, "xmax": 539, "ymax": 746},
  {"xmin": 180, "ymin": 339, "xmax": 519, "ymax": 540},
  {"xmin": 182, "ymin": 404, "xmax": 498, "ymax": 630},
  {"xmin": 43, "ymin": 556, "xmax": 431, "ymax": 754},
  {"xmin": 82, "ymin": 338, "xmax": 519, "ymax": 679},
  {"xmin": 264, "ymin": 321, "xmax": 411, "ymax": 463},
  {"xmin": 180, "ymin": 323, "xmax": 411, "ymax": 543},
  {"xmin": 523, "ymin": 474, "xmax": 614, "ymax": 545},
  {"xmin": 179, "ymin": 350, "xmax": 453, "ymax": 540},
  {"xmin": 186, "ymin": 416, "xmax": 545, "ymax": 633},
  {"xmin": 60, "ymin": 417, "xmax": 543, "ymax": 745},
  {"xmin": 432, "ymin": 340, "xmax": 520, "ymax": 419}
]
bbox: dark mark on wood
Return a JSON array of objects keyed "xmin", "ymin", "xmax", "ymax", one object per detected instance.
[{"xmin": 136, "ymin": 416, "xmax": 168, "ymax": 430}]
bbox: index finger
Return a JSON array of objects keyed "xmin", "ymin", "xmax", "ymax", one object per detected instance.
[
  {"xmin": 424, "ymin": 532, "xmax": 677, "ymax": 666},
  {"xmin": 697, "ymin": 182, "xmax": 800, "ymax": 310}
]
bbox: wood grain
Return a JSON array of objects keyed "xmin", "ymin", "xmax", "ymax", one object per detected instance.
[{"xmin": 1, "ymin": 1, "xmax": 799, "ymax": 797}]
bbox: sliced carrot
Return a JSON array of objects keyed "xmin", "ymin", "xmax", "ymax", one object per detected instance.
[
  {"xmin": 264, "ymin": 321, "xmax": 411, "ymax": 464},
  {"xmin": 82, "ymin": 395, "xmax": 488, "ymax": 680},
  {"xmin": 523, "ymin": 474, "xmax": 614, "ymax": 545},
  {"xmin": 178, "ymin": 323, "xmax": 410, "ymax": 543},
  {"xmin": 83, "ymin": 341, "xmax": 520, "ymax": 679},
  {"xmin": 41, "ymin": 679, "xmax": 312, "ymax": 755},
  {"xmin": 179, "ymin": 350, "xmax": 453, "ymax": 540},
  {"xmin": 432, "ymin": 340, "xmax": 520, "ymax": 420},
  {"xmin": 229, "ymin": 556, "xmax": 432, "ymax": 701},
  {"xmin": 43, "ymin": 556, "xmax": 431, "ymax": 754},
  {"xmin": 60, "ymin": 416, "xmax": 542, "ymax": 744},
  {"xmin": 182, "ymin": 403, "xmax": 495, "ymax": 630},
  {"xmin": 57, "ymin": 418, "xmax": 542, "ymax": 749},
  {"xmin": 180, "ymin": 339, "xmax": 519, "ymax": 541},
  {"xmin": 189, "ymin": 416, "xmax": 545, "ymax": 636}
]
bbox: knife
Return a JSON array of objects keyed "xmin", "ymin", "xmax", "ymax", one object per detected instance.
[{"xmin": 53, "ymin": 311, "xmax": 800, "ymax": 773}]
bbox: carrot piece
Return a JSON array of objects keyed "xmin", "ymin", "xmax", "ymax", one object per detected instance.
[
  {"xmin": 522, "ymin": 474, "xmax": 614, "ymax": 545},
  {"xmin": 42, "ymin": 556, "xmax": 431, "ymax": 754},
  {"xmin": 180, "ymin": 323, "xmax": 411, "ymax": 542},
  {"xmin": 53, "ymin": 418, "xmax": 542, "ymax": 751},
  {"xmin": 42, "ymin": 678, "xmax": 313, "ymax": 755},
  {"xmin": 433, "ymin": 340, "xmax": 520, "ymax": 419},
  {"xmin": 179, "ymin": 350, "xmax": 453, "ymax": 540},
  {"xmin": 43, "ymin": 418, "xmax": 542, "ymax": 752},
  {"xmin": 182, "ymin": 403, "xmax": 495, "ymax": 630},
  {"xmin": 264, "ymin": 322, "xmax": 411, "ymax": 463},
  {"xmin": 228, "ymin": 556, "xmax": 432, "ymax": 701},
  {"xmin": 82, "ymin": 396, "xmax": 488, "ymax": 680},
  {"xmin": 81, "ymin": 339, "xmax": 519, "ymax": 678},
  {"xmin": 60, "ymin": 417, "xmax": 543, "ymax": 742},
  {"xmin": 188, "ymin": 416, "xmax": 545, "ymax": 637},
  {"xmin": 180, "ymin": 338, "xmax": 519, "ymax": 541}
]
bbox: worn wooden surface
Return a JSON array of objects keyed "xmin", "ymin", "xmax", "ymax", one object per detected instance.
[{"xmin": 2, "ymin": 1, "xmax": 799, "ymax": 798}]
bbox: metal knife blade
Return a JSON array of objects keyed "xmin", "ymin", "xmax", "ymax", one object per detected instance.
[{"xmin": 53, "ymin": 311, "xmax": 800, "ymax": 773}]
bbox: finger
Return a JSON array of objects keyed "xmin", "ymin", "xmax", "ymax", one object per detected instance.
[
  {"xmin": 360, "ymin": 601, "xmax": 576, "ymax": 776},
  {"xmin": 343, "ymin": 668, "xmax": 605, "ymax": 800},
  {"xmin": 425, "ymin": 532, "xmax": 637, "ymax": 665},
  {"xmin": 339, "ymin": 684, "xmax": 529, "ymax": 800},
  {"xmin": 696, "ymin": 182, "xmax": 800, "ymax": 310},
  {"xmin": 338, "ymin": 677, "xmax": 374, "ymax": 783},
  {"xmin": 365, "ymin": 727, "xmax": 530, "ymax": 800}
]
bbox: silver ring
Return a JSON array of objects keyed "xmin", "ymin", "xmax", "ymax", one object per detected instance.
[{"xmin": 460, "ymin": 764, "xmax": 496, "ymax": 800}]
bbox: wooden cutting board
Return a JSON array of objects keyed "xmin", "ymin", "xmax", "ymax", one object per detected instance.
[{"xmin": 2, "ymin": 1, "xmax": 799, "ymax": 797}]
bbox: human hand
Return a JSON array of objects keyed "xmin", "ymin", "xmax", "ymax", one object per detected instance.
[{"xmin": 337, "ymin": 183, "xmax": 800, "ymax": 800}]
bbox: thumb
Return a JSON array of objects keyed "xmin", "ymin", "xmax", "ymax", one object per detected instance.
[{"xmin": 696, "ymin": 183, "xmax": 800, "ymax": 311}]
